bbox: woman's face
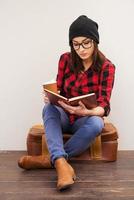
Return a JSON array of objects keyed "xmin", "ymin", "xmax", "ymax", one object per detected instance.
[{"xmin": 72, "ymin": 36, "xmax": 94, "ymax": 61}]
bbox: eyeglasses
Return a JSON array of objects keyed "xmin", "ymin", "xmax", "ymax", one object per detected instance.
[{"xmin": 72, "ymin": 38, "xmax": 93, "ymax": 50}]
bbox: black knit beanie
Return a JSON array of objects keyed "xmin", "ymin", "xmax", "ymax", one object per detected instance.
[{"xmin": 69, "ymin": 15, "xmax": 99, "ymax": 45}]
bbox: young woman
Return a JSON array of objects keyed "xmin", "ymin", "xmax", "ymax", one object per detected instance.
[{"xmin": 18, "ymin": 15, "xmax": 115, "ymax": 191}]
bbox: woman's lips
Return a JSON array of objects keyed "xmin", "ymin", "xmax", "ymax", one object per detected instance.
[{"xmin": 80, "ymin": 53, "xmax": 87, "ymax": 57}]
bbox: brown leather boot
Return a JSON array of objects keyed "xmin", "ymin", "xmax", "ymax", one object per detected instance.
[
  {"xmin": 18, "ymin": 155, "xmax": 52, "ymax": 169},
  {"xmin": 54, "ymin": 157, "xmax": 76, "ymax": 191}
]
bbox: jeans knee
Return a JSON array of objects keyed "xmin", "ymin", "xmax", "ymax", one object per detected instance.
[
  {"xmin": 86, "ymin": 116, "xmax": 104, "ymax": 136},
  {"xmin": 42, "ymin": 103, "xmax": 60, "ymax": 119},
  {"xmin": 83, "ymin": 116, "xmax": 104, "ymax": 140},
  {"xmin": 42, "ymin": 104, "xmax": 49, "ymax": 118}
]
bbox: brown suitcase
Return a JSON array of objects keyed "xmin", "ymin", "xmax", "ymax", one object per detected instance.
[{"xmin": 27, "ymin": 121, "xmax": 118, "ymax": 162}]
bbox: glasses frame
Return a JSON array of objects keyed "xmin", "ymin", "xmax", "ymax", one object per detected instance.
[{"xmin": 72, "ymin": 38, "xmax": 93, "ymax": 50}]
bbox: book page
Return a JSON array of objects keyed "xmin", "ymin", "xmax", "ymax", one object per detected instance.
[
  {"xmin": 44, "ymin": 88, "xmax": 69, "ymax": 106},
  {"xmin": 69, "ymin": 93, "xmax": 95, "ymax": 101}
]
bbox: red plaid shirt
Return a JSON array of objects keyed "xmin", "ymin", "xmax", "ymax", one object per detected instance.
[{"xmin": 56, "ymin": 52, "xmax": 115, "ymax": 124}]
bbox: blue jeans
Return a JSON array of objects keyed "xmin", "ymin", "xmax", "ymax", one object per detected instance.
[{"xmin": 42, "ymin": 104, "xmax": 104, "ymax": 164}]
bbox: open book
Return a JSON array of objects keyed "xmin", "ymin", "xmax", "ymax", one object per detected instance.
[{"xmin": 44, "ymin": 88, "xmax": 97, "ymax": 109}]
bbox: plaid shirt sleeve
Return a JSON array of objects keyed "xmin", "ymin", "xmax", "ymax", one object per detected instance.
[
  {"xmin": 97, "ymin": 61, "xmax": 115, "ymax": 116},
  {"xmin": 56, "ymin": 53, "xmax": 67, "ymax": 91}
]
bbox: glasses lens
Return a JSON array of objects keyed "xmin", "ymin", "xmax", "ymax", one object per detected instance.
[
  {"xmin": 82, "ymin": 40, "xmax": 92, "ymax": 49},
  {"xmin": 73, "ymin": 43, "xmax": 80, "ymax": 50}
]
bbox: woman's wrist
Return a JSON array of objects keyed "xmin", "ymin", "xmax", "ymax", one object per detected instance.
[{"xmin": 85, "ymin": 106, "xmax": 105, "ymax": 117}]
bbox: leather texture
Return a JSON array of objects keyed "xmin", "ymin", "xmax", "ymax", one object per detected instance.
[{"xmin": 27, "ymin": 122, "xmax": 118, "ymax": 162}]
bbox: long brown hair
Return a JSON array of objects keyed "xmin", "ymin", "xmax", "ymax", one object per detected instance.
[{"xmin": 70, "ymin": 41, "xmax": 106, "ymax": 74}]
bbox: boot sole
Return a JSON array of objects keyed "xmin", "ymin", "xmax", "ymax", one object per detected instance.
[
  {"xmin": 57, "ymin": 175, "xmax": 76, "ymax": 191},
  {"xmin": 58, "ymin": 181, "xmax": 74, "ymax": 191}
]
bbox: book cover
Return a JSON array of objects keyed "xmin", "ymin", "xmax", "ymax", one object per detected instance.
[
  {"xmin": 43, "ymin": 81, "xmax": 58, "ymax": 93},
  {"xmin": 44, "ymin": 88, "xmax": 97, "ymax": 109}
]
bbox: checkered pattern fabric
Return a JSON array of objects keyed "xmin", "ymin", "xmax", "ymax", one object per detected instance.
[{"xmin": 56, "ymin": 52, "xmax": 115, "ymax": 123}]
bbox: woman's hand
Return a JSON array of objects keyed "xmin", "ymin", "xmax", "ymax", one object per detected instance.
[
  {"xmin": 58, "ymin": 100, "xmax": 105, "ymax": 117},
  {"xmin": 42, "ymin": 91, "xmax": 50, "ymax": 104},
  {"xmin": 58, "ymin": 100, "xmax": 89, "ymax": 116}
]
